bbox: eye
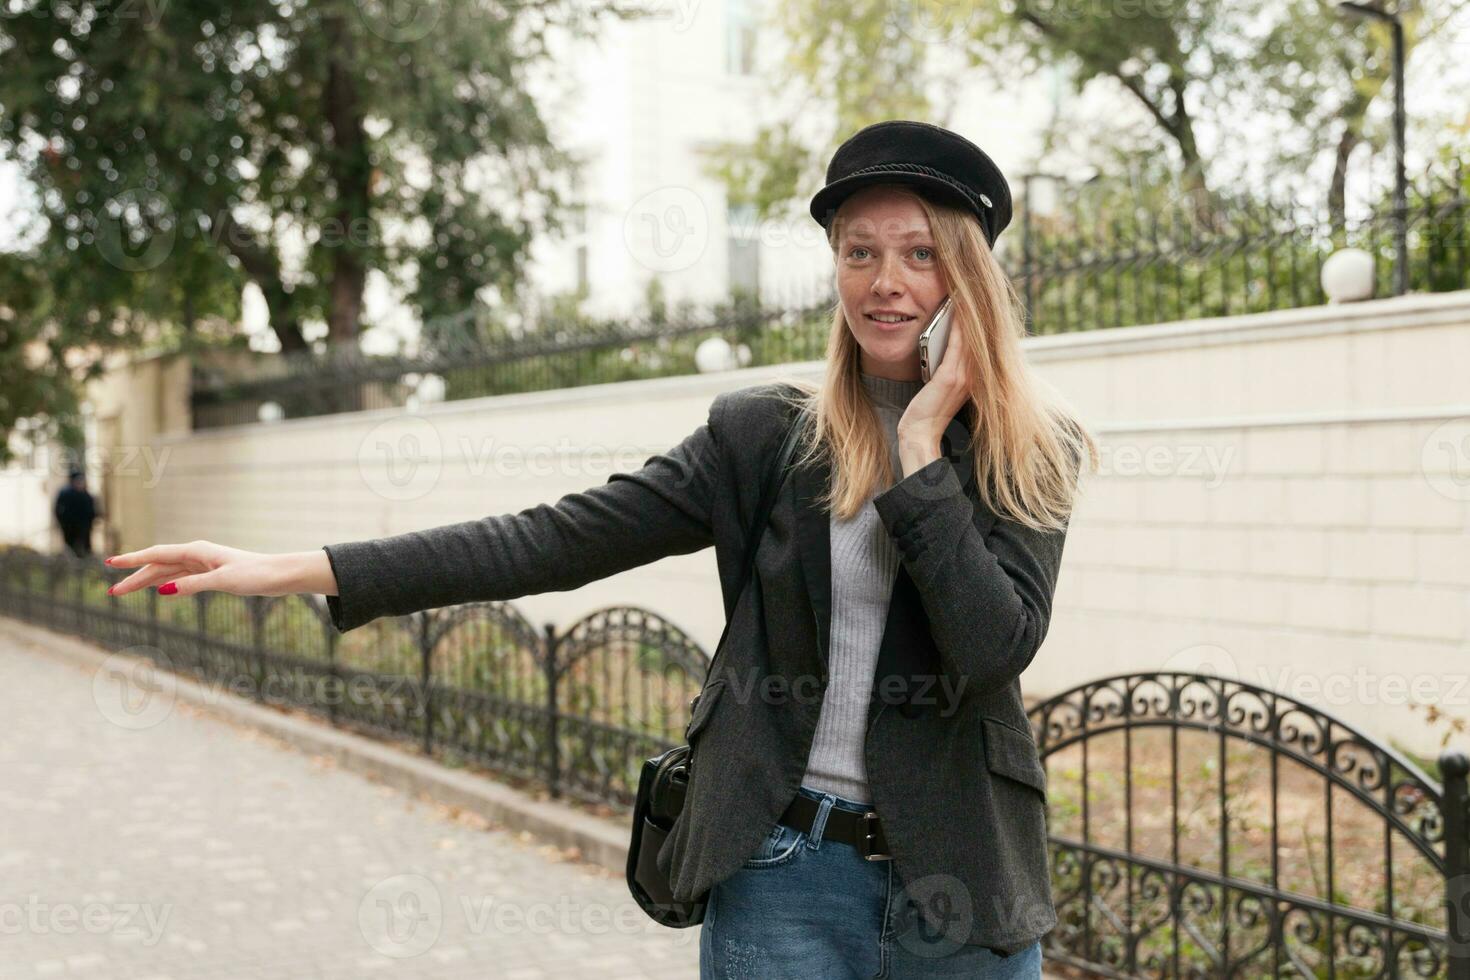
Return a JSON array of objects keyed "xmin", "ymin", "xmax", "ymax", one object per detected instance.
[
  {"xmin": 913, "ymin": 246, "xmax": 934, "ymax": 261},
  {"xmin": 847, "ymin": 246, "xmax": 871, "ymax": 260}
]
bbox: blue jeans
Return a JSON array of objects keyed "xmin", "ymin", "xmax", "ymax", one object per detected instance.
[{"xmin": 699, "ymin": 785, "xmax": 1044, "ymax": 979}]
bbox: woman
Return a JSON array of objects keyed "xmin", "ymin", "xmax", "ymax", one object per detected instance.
[{"xmin": 105, "ymin": 119, "xmax": 1098, "ymax": 978}]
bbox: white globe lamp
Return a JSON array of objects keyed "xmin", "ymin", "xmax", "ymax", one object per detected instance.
[{"xmin": 1321, "ymin": 248, "xmax": 1375, "ymax": 303}]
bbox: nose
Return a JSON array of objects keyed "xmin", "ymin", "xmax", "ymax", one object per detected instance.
[{"xmin": 870, "ymin": 253, "xmax": 905, "ymax": 297}]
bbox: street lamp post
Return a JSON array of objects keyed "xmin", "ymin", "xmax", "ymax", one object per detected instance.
[{"xmin": 1337, "ymin": 1, "xmax": 1408, "ymax": 296}]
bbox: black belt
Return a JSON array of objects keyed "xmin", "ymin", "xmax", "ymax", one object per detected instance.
[
  {"xmin": 779, "ymin": 794, "xmax": 892, "ymax": 860},
  {"xmin": 777, "ymin": 796, "xmax": 1015, "ymax": 959}
]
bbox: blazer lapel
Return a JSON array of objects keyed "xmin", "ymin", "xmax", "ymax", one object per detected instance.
[
  {"xmin": 792, "ymin": 446, "xmax": 833, "ymax": 670},
  {"xmin": 790, "ymin": 411, "xmax": 976, "ymax": 688}
]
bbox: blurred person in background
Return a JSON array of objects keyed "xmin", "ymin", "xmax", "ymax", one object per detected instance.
[{"xmin": 54, "ymin": 468, "xmax": 98, "ymax": 559}]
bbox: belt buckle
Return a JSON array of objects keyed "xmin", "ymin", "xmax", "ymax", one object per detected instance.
[{"xmin": 861, "ymin": 811, "xmax": 891, "ymax": 861}]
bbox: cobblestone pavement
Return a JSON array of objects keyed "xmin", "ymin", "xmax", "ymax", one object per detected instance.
[{"xmin": 2, "ymin": 642, "xmax": 701, "ymax": 979}]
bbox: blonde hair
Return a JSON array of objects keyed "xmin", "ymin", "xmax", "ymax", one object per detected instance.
[{"xmin": 768, "ymin": 184, "xmax": 1100, "ymax": 532}]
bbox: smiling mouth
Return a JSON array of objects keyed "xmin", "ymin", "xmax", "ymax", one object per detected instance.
[{"xmin": 866, "ymin": 314, "xmax": 915, "ymax": 324}]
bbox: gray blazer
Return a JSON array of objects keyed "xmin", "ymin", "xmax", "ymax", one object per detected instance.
[{"xmin": 322, "ymin": 381, "xmax": 1071, "ymax": 955}]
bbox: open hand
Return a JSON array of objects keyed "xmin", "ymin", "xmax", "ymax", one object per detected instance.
[{"xmin": 105, "ymin": 540, "xmax": 297, "ymax": 598}]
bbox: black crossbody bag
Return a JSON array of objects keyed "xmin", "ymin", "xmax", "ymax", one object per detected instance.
[{"xmin": 625, "ymin": 400, "xmax": 808, "ymax": 928}]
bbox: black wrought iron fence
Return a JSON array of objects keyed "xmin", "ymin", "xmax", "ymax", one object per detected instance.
[
  {"xmin": 1030, "ymin": 673, "xmax": 1470, "ymax": 978},
  {"xmin": 1016, "ymin": 167, "xmax": 1469, "ymax": 335},
  {"xmin": 6, "ymin": 546, "xmax": 1469, "ymax": 977},
  {"xmin": 189, "ymin": 290, "xmax": 836, "ymax": 429},
  {"xmin": 0, "ymin": 546, "xmax": 709, "ymax": 809},
  {"xmin": 187, "ymin": 168, "xmax": 1470, "ymax": 431}
]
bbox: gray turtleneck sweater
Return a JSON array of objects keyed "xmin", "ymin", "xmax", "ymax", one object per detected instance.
[{"xmin": 801, "ymin": 371, "xmax": 926, "ymax": 805}]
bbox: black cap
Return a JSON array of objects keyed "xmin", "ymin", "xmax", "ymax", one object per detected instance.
[{"xmin": 809, "ymin": 119, "xmax": 1013, "ymax": 248}]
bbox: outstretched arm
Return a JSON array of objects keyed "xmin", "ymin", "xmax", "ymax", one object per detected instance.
[
  {"xmin": 103, "ymin": 393, "xmax": 730, "ymax": 629},
  {"xmin": 320, "ymin": 392, "xmax": 730, "ymax": 632}
]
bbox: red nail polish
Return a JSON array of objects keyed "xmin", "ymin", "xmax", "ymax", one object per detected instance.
[
  {"xmin": 104, "ymin": 557, "xmax": 113, "ymax": 565},
  {"xmin": 106, "ymin": 585, "xmax": 115, "ymax": 595},
  {"xmin": 158, "ymin": 582, "xmax": 178, "ymax": 595}
]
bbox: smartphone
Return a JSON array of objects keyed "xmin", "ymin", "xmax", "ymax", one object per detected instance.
[{"xmin": 918, "ymin": 296, "xmax": 953, "ymax": 383}]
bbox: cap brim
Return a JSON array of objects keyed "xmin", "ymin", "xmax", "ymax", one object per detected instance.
[{"xmin": 809, "ymin": 171, "xmax": 977, "ymax": 231}]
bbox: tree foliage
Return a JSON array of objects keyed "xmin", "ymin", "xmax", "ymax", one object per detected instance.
[
  {"xmin": 703, "ymin": 0, "xmax": 1463, "ymax": 233},
  {"xmin": 0, "ymin": 0, "xmax": 628, "ymax": 457}
]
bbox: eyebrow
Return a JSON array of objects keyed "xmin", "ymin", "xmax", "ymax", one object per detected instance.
[{"xmin": 842, "ymin": 229, "xmax": 932, "ymax": 242}]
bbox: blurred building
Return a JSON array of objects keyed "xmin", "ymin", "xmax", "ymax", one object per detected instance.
[
  {"xmin": 518, "ymin": 0, "xmax": 1079, "ymax": 321},
  {"xmin": 523, "ymin": 0, "xmax": 833, "ymax": 318}
]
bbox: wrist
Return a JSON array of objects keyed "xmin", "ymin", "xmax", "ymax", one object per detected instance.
[
  {"xmin": 897, "ymin": 436, "xmax": 943, "ymax": 479},
  {"xmin": 280, "ymin": 549, "xmax": 338, "ymax": 596}
]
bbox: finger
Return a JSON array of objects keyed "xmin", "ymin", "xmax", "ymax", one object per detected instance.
[
  {"xmin": 106, "ymin": 543, "xmax": 197, "ymax": 568},
  {"xmin": 108, "ymin": 563, "xmax": 190, "ymax": 597},
  {"xmin": 159, "ymin": 568, "xmax": 229, "ymax": 598}
]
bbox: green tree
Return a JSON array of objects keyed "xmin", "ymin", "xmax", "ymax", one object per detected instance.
[
  {"xmin": 0, "ymin": 0, "xmax": 629, "ymax": 458},
  {"xmin": 702, "ymin": 0, "xmax": 1465, "ymax": 233}
]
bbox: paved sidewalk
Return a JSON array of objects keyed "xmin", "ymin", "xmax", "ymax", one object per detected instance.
[
  {"xmin": 2, "ymin": 622, "xmax": 1071, "ymax": 979},
  {"xmin": 1, "ymin": 634, "xmax": 700, "ymax": 979}
]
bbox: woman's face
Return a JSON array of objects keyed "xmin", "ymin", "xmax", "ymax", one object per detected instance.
[{"xmin": 833, "ymin": 185, "xmax": 948, "ymax": 382}]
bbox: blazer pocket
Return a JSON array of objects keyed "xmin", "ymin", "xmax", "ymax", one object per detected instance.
[
  {"xmin": 684, "ymin": 679, "xmax": 728, "ymax": 744},
  {"xmin": 981, "ymin": 716, "xmax": 1048, "ymax": 802}
]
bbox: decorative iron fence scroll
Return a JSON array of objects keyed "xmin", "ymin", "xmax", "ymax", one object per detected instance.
[{"xmin": 1028, "ymin": 672, "xmax": 1470, "ymax": 978}]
